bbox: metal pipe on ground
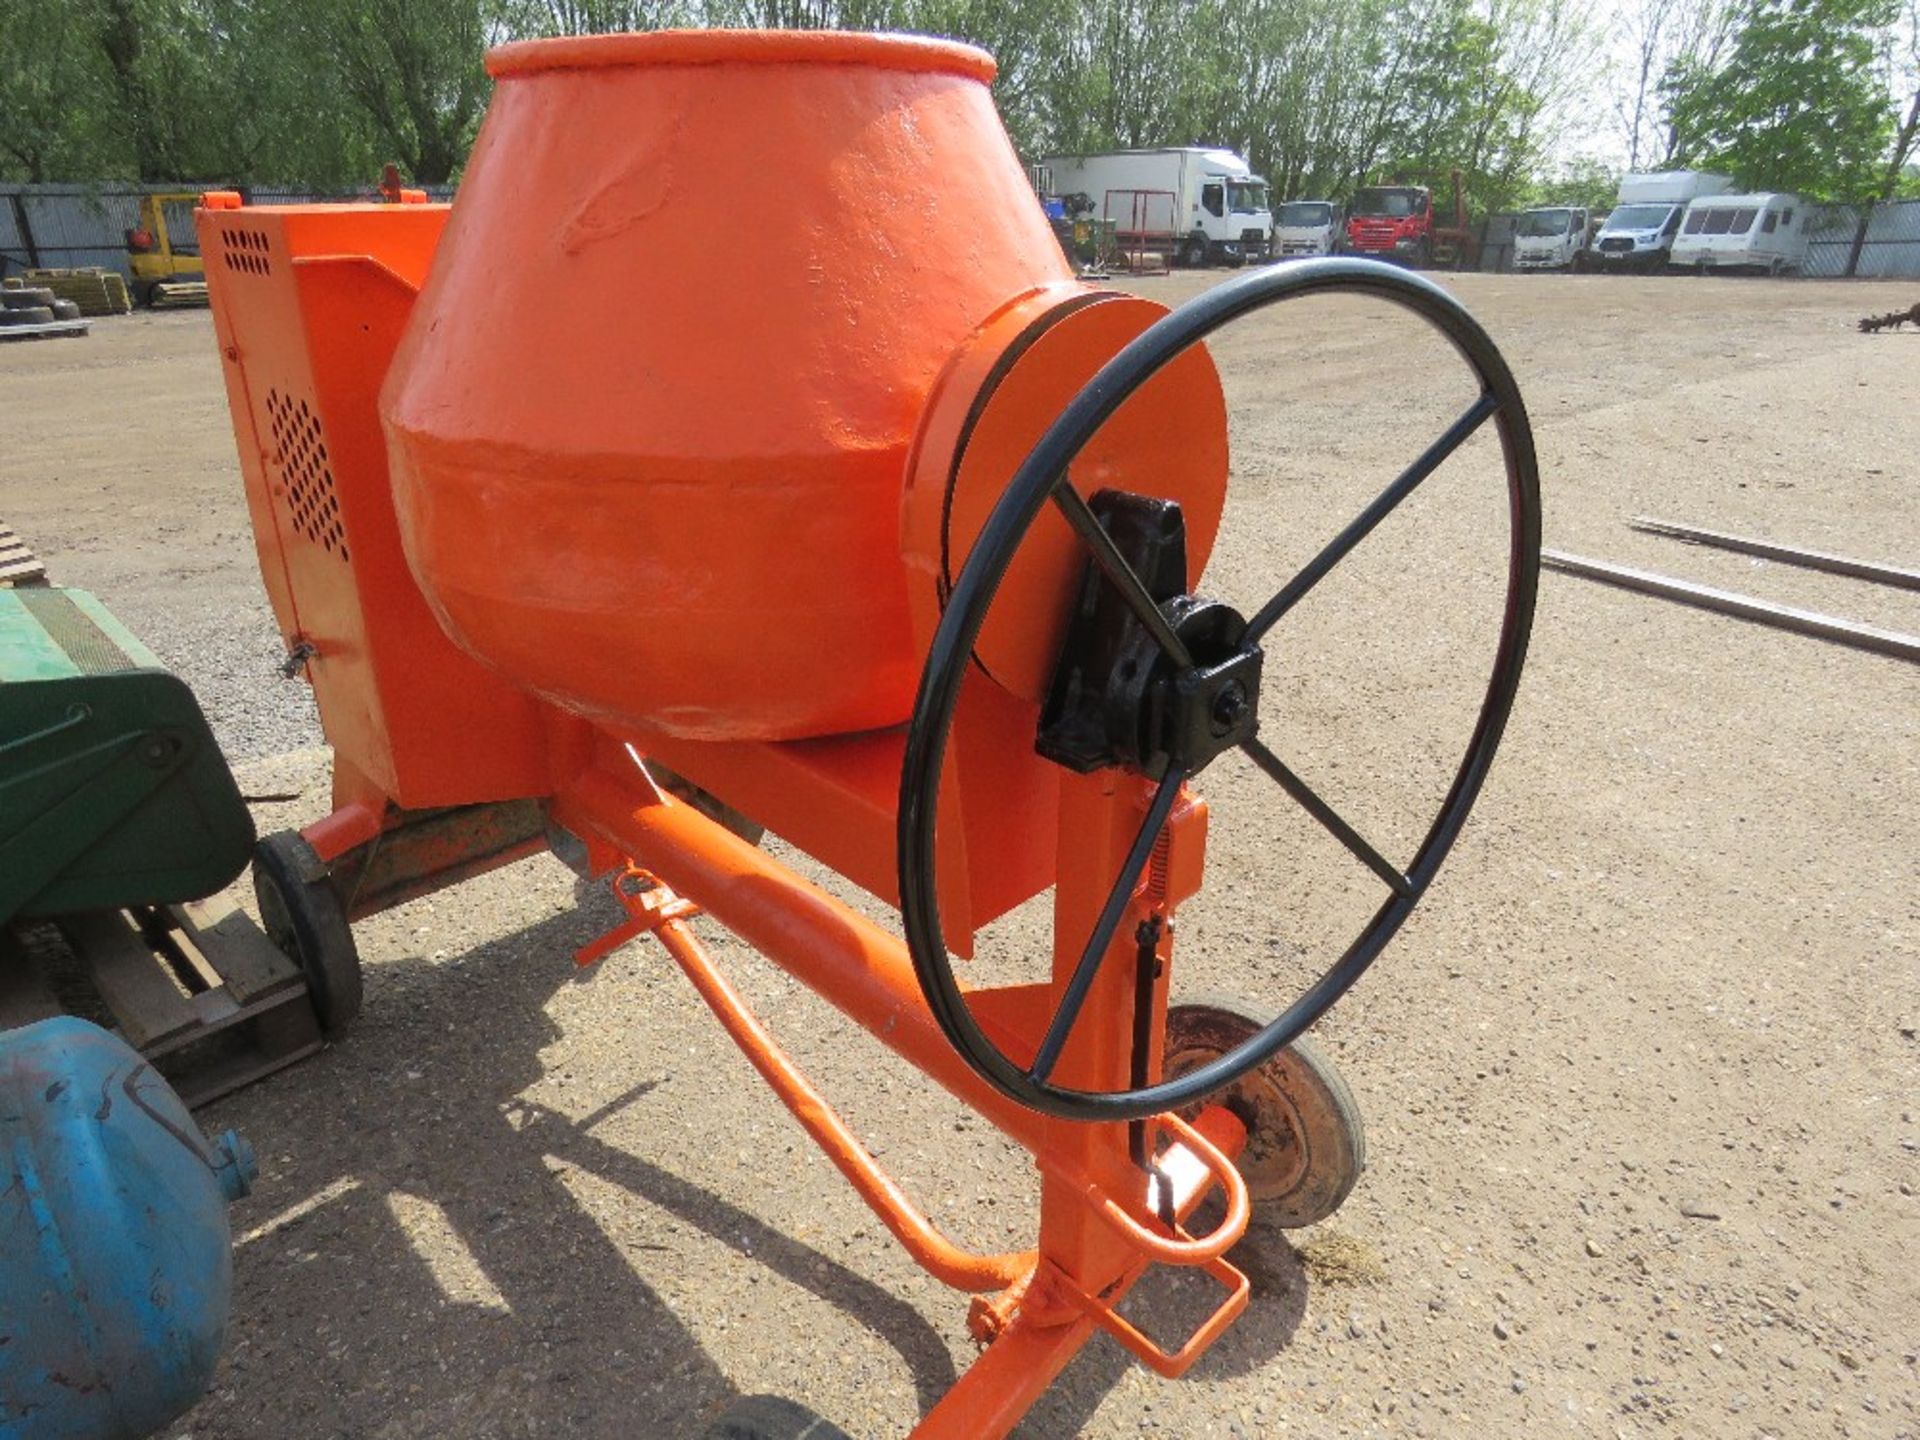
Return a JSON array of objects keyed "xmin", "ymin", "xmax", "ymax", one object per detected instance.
[
  {"xmin": 1541, "ymin": 549, "xmax": 1920, "ymax": 663},
  {"xmin": 1629, "ymin": 517, "xmax": 1920, "ymax": 592}
]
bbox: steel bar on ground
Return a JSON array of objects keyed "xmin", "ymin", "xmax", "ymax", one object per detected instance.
[
  {"xmin": 1629, "ymin": 516, "xmax": 1920, "ymax": 592},
  {"xmin": 1543, "ymin": 550, "xmax": 1920, "ymax": 663}
]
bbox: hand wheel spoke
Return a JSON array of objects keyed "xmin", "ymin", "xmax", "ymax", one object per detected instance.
[
  {"xmin": 1242, "ymin": 738, "xmax": 1414, "ymax": 898},
  {"xmin": 1246, "ymin": 389, "xmax": 1499, "ymax": 643},
  {"xmin": 1052, "ymin": 481, "xmax": 1195, "ymax": 669},
  {"xmin": 1028, "ymin": 768, "xmax": 1187, "ymax": 1084}
]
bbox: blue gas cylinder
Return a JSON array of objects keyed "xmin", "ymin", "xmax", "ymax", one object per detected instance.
[{"xmin": 0, "ymin": 1016, "xmax": 255, "ymax": 1439}]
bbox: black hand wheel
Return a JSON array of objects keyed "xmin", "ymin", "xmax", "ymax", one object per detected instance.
[{"xmin": 898, "ymin": 257, "xmax": 1541, "ymax": 1123}]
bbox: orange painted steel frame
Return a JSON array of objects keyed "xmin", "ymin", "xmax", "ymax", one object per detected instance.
[{"xmin": 196, "ymin": 33, "xmax": 1260, "ymax": 1437}]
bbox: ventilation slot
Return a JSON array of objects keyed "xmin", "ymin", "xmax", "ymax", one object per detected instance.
[
  {"xmin": 221, "ymin": 226, "xmax": 272, "ymax": 275},
  {"xmin": 264, "ymin": 389, "xmax": 348, "ymax": 561}
]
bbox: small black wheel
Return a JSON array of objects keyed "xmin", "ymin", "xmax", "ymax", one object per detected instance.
[
  {"xmin": 253, "ymin": 830, "xmax": 363, "ymax": 1037},
  {"xmin": 0, "ymin": 306, "xmax": 54, "ymax": 327},
  {"xmin": 1165, "ymin": 995, "xmax": 1365, "ymax": 1227},
  {"xmin": 699, "ymin": 1395, "xmax": 853, "ymax": 1440},
  {"xmin": 1, "ymin": 286, "xmax": 55, "ymax": 309},
  {"xmin": 50, "ymin": 298, "xmax": 81, "ymax": 320},
  {"xmin": 1179, "ymin": 235, "xmax": 1208, "ymax": 268}
]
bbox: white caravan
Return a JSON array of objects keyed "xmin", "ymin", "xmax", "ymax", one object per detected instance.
[
  {"xmin": 1040, "ymin": 148, "xmax": 1274, "ymax": 266},
  {"xmin": 1271, "ymin": 200, "xmax": 1339, "ymax": 258},
  {"xmin": 1670, "ymin": 193, "xmax": 1807, "ymax": 274},
  {"xmin": 1590, "ymin": 170, "xmax": 1736, "ymax": 271},
  {"xmin": 1511, "ymin": 205, "xmax": 1591, "ymax": 270}
]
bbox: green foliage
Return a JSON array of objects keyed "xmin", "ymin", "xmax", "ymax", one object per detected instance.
[
  {"xmin": 0, "ymin": 0, "xmax": 1901, "ymax": 219},
  {"xmin": 0, "ymin": 0, "xmax": 121, "ymax": 179},
  {"xmin": 1524, "ymin": 157, "xmax": 1623, "ymax": 211},
  {"xmin": 1661, "ymin": 0, "xmax": 1898, "ymax": 200}
]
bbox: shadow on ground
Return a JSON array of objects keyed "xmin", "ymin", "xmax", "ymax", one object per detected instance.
[{"xmin": 196, "ymin": 888, "xmax": 1310, "ymax": 1439}]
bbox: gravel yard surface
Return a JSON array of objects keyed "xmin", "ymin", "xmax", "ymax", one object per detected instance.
[{"xmin": 2, "ymin": 272, "xmax": 1916, "ymax": 1440}]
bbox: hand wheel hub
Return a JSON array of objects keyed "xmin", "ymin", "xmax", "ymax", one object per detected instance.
[{"xmin": 1036, "ymin": 491, "xmax": 1263, "ymax": 780}]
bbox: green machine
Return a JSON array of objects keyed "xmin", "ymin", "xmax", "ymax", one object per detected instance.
[
  {"xmin": 0, "ymin": 587, "xmax": 253, "ymax": 926},
  {"xmin": 1, "ymin": 585, "xmax": 342, "ymax": 1104}
]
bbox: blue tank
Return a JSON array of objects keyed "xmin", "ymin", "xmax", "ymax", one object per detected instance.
[{"xmin": 0, "ymin": 1016, "xmax": 255, "ymax": 1439}]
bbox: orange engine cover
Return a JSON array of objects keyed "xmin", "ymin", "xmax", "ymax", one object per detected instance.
[{"xmin": 382, "ymin": 31, "xmax": 1080, "ymax": 742}]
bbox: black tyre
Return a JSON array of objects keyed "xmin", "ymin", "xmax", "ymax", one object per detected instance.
[
  {"xmin": 1179, "ymin": 235, "xmax": 1209, "ymax": 268},
  {"xmin": 1, "ymin": 286, "xmax": 55, "ymax": 310},
  {"xmin": 50, "ymin": 299, "xmax": 81, "ymax": 320},
  {"xmin": 700, "ymin": 1395, "xmax": 853, "ymax": 1440},
  {"xmin": 253, "ymin": 830, "xmax": 364, "ymax": 1037},
  {"xmin": 0, "ymin": 306, "xmax": 55, "ymax": 327},
  {"xmin": 1165, "ymin": 995, "xmax": 1365, "ymax": 1227}
]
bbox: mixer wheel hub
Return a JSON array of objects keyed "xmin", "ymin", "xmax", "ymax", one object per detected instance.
[{"xmin": 1165, "ymin": 996, "xmax": 1365, "ymax": 1227}]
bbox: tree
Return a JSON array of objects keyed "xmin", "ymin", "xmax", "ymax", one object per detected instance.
[
  {"xmin": 1612, "ymin": 0, "xmax": 1731, "ymax": 170},
  {"xmin": 1662, "ymin": 0, "xmax": 1897, "ymax": 201},
  {"xmin": 301, "ymin": 0, "xmax": 498, "ymax": 184},
  {"xmin": 0, "ymin": 0, "xmax": 120, "ymax": 179}
]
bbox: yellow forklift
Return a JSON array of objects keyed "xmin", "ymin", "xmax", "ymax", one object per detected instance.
[{"xmin": 125, "ymin": 193, "xmax": 210, "ymax": 308}]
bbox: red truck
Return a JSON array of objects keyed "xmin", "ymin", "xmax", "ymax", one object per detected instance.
[{"xmin": 1342, "ymin": 184, "xmax": 1433, "ymax": 265}]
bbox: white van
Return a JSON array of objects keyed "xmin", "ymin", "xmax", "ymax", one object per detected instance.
[
  {"xmin": 1670, "ymin": 193, "xmax": 1807, "ymax": 274},
  {"xmin": 1591, "ymin": 171, "xmax": 1735, "ymax": 271},
  {"xmin": 1271, "ymin": 200, "xmax": 1339, "ymax": 258},
  {"xmin": 1511, "ymin": 206, "xmax": 1590, "ymax": 270}
]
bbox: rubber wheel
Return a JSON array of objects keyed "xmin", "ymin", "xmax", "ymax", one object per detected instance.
[
  {"xmin": 1164, "ymin": 995, "xmax": 1365, "ymax": 1227},
  {"xmin": 50, "ymin": 299, "xmax": 80, "ymax": 320},
  {"xmin": 0, "ymin": 306, "xmax": 55, "ymax": 326},
  {"xmin": 1, "ymin": 287, "xmax": 55, "ymax": 309},
  {"xmin": 1179, "ymin": 236, "xmax": 1208, "ymax": 268},
  {"xmin": 700, "ymin": 1395, "xmax": 853, "ymax": 1440},
  {"xmin": 253, "ymin": 830, "xmax": 364, "ymax": 1037}
]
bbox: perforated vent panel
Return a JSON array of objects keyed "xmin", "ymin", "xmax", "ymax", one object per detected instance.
[
  {"xmin": 221, "ymin": 226, "xmax": 272, "ymax": 275},
  {"xmin": 265, "ymin": 389, "xmax": 349, "ymax": 561}
]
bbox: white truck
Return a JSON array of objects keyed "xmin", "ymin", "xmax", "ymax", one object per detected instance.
[
  {"xmin": 1271, "ymin": 200, "xmax": 1340, "ymax": 258},
  {"xmin": 1590, "ymin": 170, "xmax": 1735, "ymax": 272},
  {"xmin": 1510, "ymin": 205, "xmax": 1591, "ymax": 270},
  {"xmin": 1670, "ymin": 193, "xmax": 1807, "ymax": 274},
  {"xmin": 1040, "ymin": 147, "xmax": 1274, "ymax": 266}
]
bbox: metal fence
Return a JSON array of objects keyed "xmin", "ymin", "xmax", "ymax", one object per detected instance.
[
  {"xmin": 0, "ymin": 182, "xmax": 456, "ymax": 280},
  {"xmin": 1803, "ymin": 199, "xmax": 1920, "ymax": 279},
  {"xmin": 1477, "ymin": 213, "xmax": 1517, "ymax": 272}
]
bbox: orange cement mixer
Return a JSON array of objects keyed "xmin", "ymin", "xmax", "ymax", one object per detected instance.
[{"xmin": 199, "ymin": 30, "xmax": 1540, "ymax": 1439}]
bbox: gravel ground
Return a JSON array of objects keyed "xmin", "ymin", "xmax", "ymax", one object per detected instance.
[{"xmin": 1, "ymin": 273, "xmax": 1916, "ymax": 1440}]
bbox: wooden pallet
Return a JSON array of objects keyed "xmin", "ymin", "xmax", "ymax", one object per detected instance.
[
  {"xmin": 0, "ymin": 525, "xmax": 48, "ymax": 587},
  {"xmin": 2, "ymin": 897, "xmax": 325, "ymax": 1108}
]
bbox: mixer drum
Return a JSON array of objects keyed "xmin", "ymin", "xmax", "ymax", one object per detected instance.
[{"xmin": 382, "ymin": 31, "xmax": 1078, "ymax": 741}]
